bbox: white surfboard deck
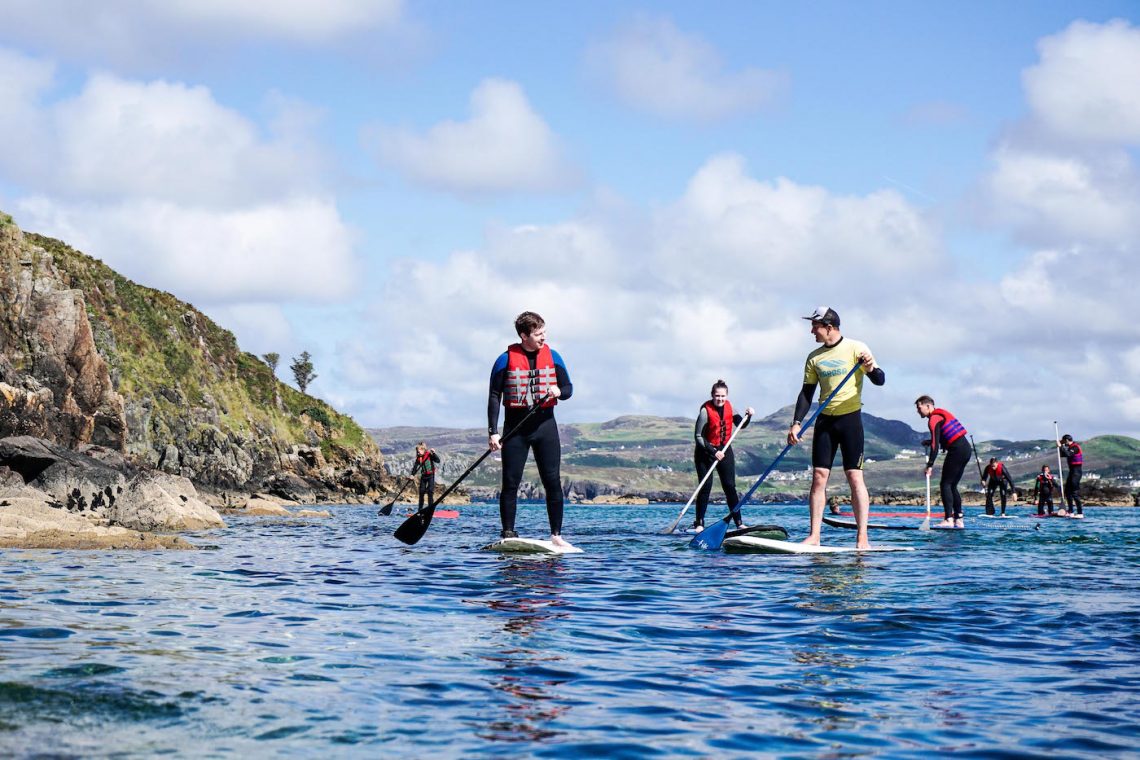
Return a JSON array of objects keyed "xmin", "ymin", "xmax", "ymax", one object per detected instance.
[
  {"xmin": 481, "ymin": 537, "xmax": 583, "ymax": 555},
  {"xmin": 978, "ymin": 514, "xmax": 1018, "ymax": 519},
  {"xmin": 722, "ymin": 536, "xmax": 914, "ymax": 554}
]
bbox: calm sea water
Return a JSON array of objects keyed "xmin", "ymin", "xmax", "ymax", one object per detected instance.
[{"xmin": 1, "ymin": 501, "xmax": 1138, "ymax": 758}]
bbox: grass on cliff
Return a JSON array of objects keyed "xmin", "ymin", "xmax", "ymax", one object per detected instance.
[{"xmin": 27, "ymin": 232, "xmax": 375, "ymax": 461}]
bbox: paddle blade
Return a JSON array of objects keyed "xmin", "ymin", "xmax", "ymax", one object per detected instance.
[
  {"xmin": 394, "ymin": 505, "xmax": 436, "ymax": 545},
  {"xmin": 689, "ymin": 519, "xmax": 729, "ymax": 550},
  {"xmin": 378, "ymin": 501, "xmax": 394, "ymax": 516}
]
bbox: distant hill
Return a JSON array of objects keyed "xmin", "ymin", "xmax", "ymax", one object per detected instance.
[{"xmin": 370, "ymin": 409, "xmax": 1140, "ymax": 502}]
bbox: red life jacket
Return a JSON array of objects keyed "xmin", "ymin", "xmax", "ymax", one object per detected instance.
[
  {"xmin": 929, "ymin": 408, "xmax": 967, "ymax": 447},
  {"xmin": 1036, "ymin": 473, "xmax": 1056, "ymax": 491},
  {"xmin": 416, "ymin": 449, "xmax": 435, "ymax": 476},
  {"xmin": 702, "ymin": 400, "xmax": 734, "ymax": 447},
  {"xmin": 504, "ymin": 343, "xmax": 558, "ymax": 409},
  {"xmin": 1065, "ymin": 442, "xmax": 1083, "ymax": 466},
  {"xmin": 994, "ymin": 462, "xmax": 1005, "ymax": 478}
]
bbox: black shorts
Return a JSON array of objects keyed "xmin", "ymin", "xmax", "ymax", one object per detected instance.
[{"xmin": 811, "ymin": 411, "xmax": 864, "ymax": 471}]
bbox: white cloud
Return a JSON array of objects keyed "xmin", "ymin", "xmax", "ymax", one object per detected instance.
[
  {"xmin": 365, "ymin": 78, "xmax": 578, "ymax": 196},
  {"xmin": 16, "ymin": 196, "xmax": 358, "ymax": 304},
  {"xmin": 333, "ymin": 155, "xmax": 941, "ymax": 428},
  {"xmin": 587, "ymin": 14, "xmax": 788, "ymax": 122},
  {"xmin": 0, "ymin": 0, "xmax": 404, "ymax": 55},
  {"xmin": 0, "ymin": 49, "xmax": 357, "ymax": 306},
  {"xmin": 1023, "ymin": 19, "xmax": 1140, "ymax": 144}
]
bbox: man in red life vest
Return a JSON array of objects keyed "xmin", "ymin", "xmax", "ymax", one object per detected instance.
[
  {"xmin": 982, "ymin": 457, "xmax": 1016, "ymax": 516},
  {"xmin": 414, "ymin": 442, "xmax": 441, "ymax": 510},
  {"xmin": 1033, "ymin": 465, "xmax": 1060, "ymax": 515},
  {"xmin": 692, "ymin": 379, "xmax": 754, "ymax": 530},
  {"xmin": 487, "ymin": 311, "xmax": 574, "ymax": 548},
  {"xmin": 915, "ymin": 396, "xmax": 971, "ymax": 528},
  {"xmin": 1058, "ymin": 434, "xmax": 1085, "ymax": 517}
]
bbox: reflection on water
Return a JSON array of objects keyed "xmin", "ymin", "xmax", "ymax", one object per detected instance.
[{"xmin": 470, "ymin": 559, "xmax": 573, "ymax": 743}]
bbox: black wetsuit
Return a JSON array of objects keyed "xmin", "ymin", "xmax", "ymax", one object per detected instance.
[
  {"xmin": 487, "ymin": 348, "xmax": 573, "ymax": 536},
  {"xmin": 693, "ymin": 406, "xmax": 749, "ymax": 528},
  {"xmin": 1060, "ymin": 443, "xmax": 1084, "ymax": 515},
  {"xmin": 417, "ymin": 450, "xmax": 439, "ymax": 509},
  {"xmin": 1034, "ymin": 474, "xmax": 1059, "ymax": 515},
  {"xmin": 983, "ymin": 462, "xmax": 1015, "ymax": 515},
  {"xmin": 926, "ymin": 418, "xmax": 970, "ymax": 520}
]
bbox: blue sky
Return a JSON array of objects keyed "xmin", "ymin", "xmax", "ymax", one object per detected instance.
[{"xmin": 1, "ymin": 1, "xmax": 1138, "ymax": 440}]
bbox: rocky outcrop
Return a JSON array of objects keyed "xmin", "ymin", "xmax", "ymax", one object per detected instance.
[
  {"xmin": 0, "ymin": 221, "xmax": 125, "ymax": 449},
  {"xmin": 107, "ymin": 472, "xmax": 225, "ymax": 531},
  {"xmin": 0, "ymin": 213, "xmax": 392, "ymax": 503},
  {"xmin": 0, "ymin": 485, "xmax": 194, "ymax": 549}
]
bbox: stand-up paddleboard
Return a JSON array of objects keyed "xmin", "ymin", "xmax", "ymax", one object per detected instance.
[
  {"xmin": 823, "ymin": 516, "xmax": 916, "ymax": 531},
  {"xmin": 674, "ymin": 524, "xmax": 789, "ymax": 539},
  {"xmin": 835, "ymin": 511, "xmax": 931, "ymax": 519},
  {"xmin": 405, "ymin": 509, "xmax": 459, "ymax": 518},
  {"xmin": 722, "ymin": 536, "xmax": 914, "ymax": 554},
  {"xmin": 978, "ymin": 514, "xmax": 1017, "ymax": 519},
  {"xmin": 481, "ymin": 537, "xmax": 583, "ymax": 555},
  {"xmin": 930, "ymin": 522, "xmax": 1040, "ymax": 531},
  {"xmin": 1032, "ymin": 513, "xmax": 1084, "ymax": 519}
]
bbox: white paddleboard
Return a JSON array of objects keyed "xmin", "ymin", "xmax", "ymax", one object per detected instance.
[
  {"xmin": 722, "ymin": 536, "xmax": 914, "ymax": 554},
  {"xmin": 978, "ymin": 514, "xmax": 1017, "ymax": 519},
  {"xmin": 481, "ymin": 537, "xmax": 583, "ymax": 555}
]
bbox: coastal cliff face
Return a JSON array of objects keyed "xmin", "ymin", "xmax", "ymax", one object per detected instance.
[{"xmin": 0, "ymin": 212, "xmax": 389, "ymax": 500}]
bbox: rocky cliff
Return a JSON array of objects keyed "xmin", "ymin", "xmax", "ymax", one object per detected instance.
[{"xmin": 0, "ymin": 212, "xmax": 389, "ymax": 502}]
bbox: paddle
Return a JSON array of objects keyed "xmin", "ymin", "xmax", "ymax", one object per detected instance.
[
  {"xmin": 378, "ymin": 459, "xmax": 422, "ymax": 516},
  {"xmin": 690, "ymin": 363, "xmax": 861, "ymax": 550},
  {"xmin": 920, "ymin": 472, "xmax": 931, "ymax": 531},
  {"xmin": 662, "ymin": 411, "xmax": 752, "ymax": 534},
  {"xmin": 1053, "ymin": 421, "xmax": 1067, "ymax": 508},
  {"xmin": 394, "ymin": 395, "xmax": 551, "ymax": 546}
]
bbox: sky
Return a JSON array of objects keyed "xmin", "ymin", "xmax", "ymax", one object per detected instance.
[{"xmin": 1, "ymin": 0, "xmax": 1139, "ymax": 441}]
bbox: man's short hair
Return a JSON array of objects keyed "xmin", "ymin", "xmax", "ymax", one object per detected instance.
[
  {"xmin": 914, "ymin": 395, "xmax": 935, "ymax": 406},
  {"xmin": 514, "ymin": 311, "xmax": 545, "ymax": 337}
]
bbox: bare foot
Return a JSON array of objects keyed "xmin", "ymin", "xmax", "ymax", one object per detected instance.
[
  {"xmin": 937, "ymin": 519, "xmax": 954, "ymax": 528},
  {"xmin": 857, "ymin": 541, "xmax": 871, "ymax": 550},
  {"xmin": 954, "ymin": 518, "xmax": 964, "ymax": 529},
  {"xmin": 550, "ymin": 535, "xmax": 574, "ymax": 549},
  {"xmin": 801, "ymin": 534, "xmax": 821, "ymax": 547}
]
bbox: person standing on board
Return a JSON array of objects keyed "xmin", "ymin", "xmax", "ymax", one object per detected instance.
[
  {"xmin": 786, "ymin": 307, "xmax": 885, "ymax": 549},
  {"xmin": 1033, "ymin": 464, "xmax": 1060, "ymax": 515},
  {"xmin": 915, "ymin": 397, "xmax": 971, "ymax": 528},
  {"xmin": 982, "ymin": 456, "xmax": 1016, "ymax": 516},
  {"xmin": 692, "ymin": 380, "xmax": 754, "ymax": 531},
  {"xmin": 1058, "ymin": 434, "xmax": 1085, "ymax": 518},
  {"xmin": 414, "ymin": 442, "xmax": 441, "ymax": 510},
  {"xmin": 487, "ymin": 311, "xmax": 574, "ymax": 548}
]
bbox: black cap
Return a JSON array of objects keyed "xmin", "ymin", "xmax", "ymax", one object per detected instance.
[{"xmin": 803, "ymin": 306, "xmax": 840, "ymax": 327}]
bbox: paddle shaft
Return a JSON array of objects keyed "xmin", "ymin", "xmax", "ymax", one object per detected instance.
[
  {"xmin": 381, "ymin": 459, "xmax": 422, "ymax": 513},
  {"xmin": 1053, "ymin": 421, "xmax": 1066, "ymax": 504},
  {"xmin": 726, "ymin": 363, "xmax": 862, "ymax": 520},
  {"xmin": 969, "ymin": 435, "xmax": 984, "ymax": 481},
  {"xmin": 664, "ymin": 411, "xmax": 752, "ymax": 534},
  {"xmin": 393, "ymin": 394, "xmax": 552, "ymax": 545}
]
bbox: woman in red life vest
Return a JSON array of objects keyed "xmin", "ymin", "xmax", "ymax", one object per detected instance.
[
  {"xmin": 1058, "ymin": 434, "xmax": 1084, "ymax": 517},
  {"xmin": 692, "ymin": 380, "xmax": 754, "ymax": 530},
  {"xmin": 915, "ymin": 396, "xmax": 972, "ymax": 528},
  {"xmin": 414, "ymin": 442, "xmax": 441, "ymax": 510},
  {"xmin": 1034, "ymin": 465, "xmax": 1060, "ymax": 515},
  {"xmin": 982, "ymin": 457, "xmax": 1016, "ymax": 516}
]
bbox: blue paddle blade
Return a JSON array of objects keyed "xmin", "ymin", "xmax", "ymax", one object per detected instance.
[{"xmin": 689, "ymin": 519, "xmax": 729, "ymax": 550}]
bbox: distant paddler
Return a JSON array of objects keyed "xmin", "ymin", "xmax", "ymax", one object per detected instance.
[
  {"xmin": 487, "ymin": 311, "xmax": 575, "ymax": 549},
  {"xmin": 1057, "ymin": 434, "xmax": 1085, "ymax": 517},
  {"xmin": 915, "ymin": 396, "xmax": 971, "ymax": 528},
  {"xmin": 1033, "ymin": 465, "xmax": 1061, "ymax": 516},
  {"xmin": 982, "ymin": 457, "xmax": 1016, "ymax": 516},
  {"xmin": 786, "ymin": 306, "xmax": 885, "ymax": 550},
  {"xmin": 414, "ymin": 442, "xmax": 441, "ymax": 510},
  {"xmin": 692, "ymin": 379, "xmax": 754, "ymax": 531}
]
